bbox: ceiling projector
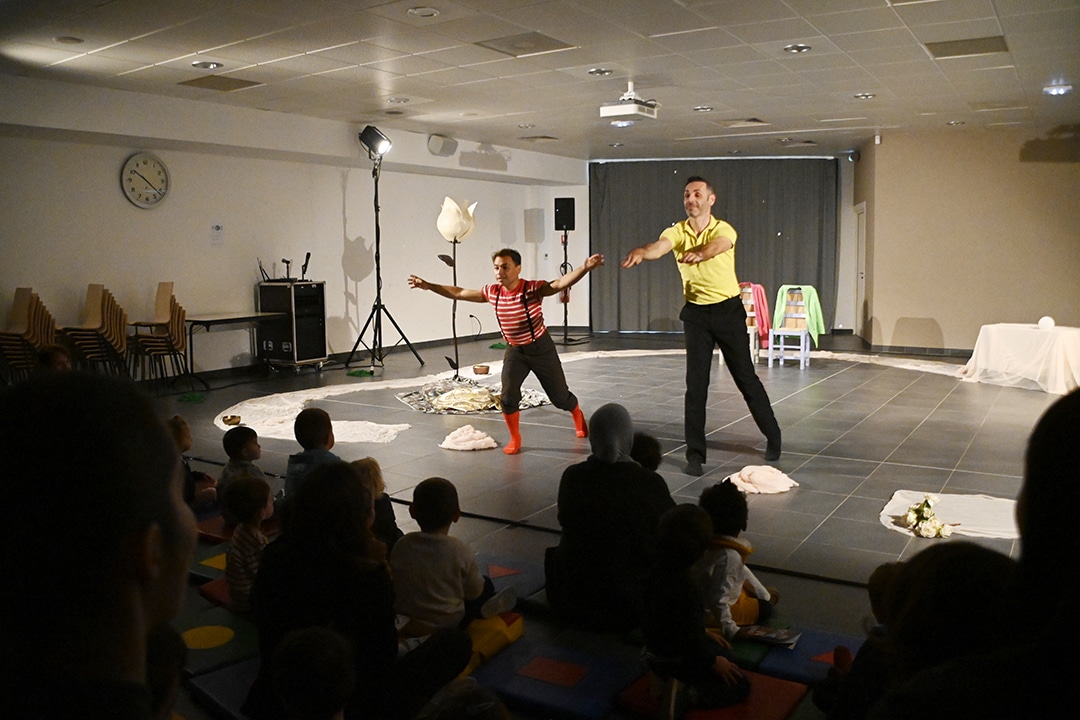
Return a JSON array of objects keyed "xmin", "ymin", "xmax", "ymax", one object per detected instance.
[{"xmin": 599, "ymin": 81, "xmax": 658, "ymax": 120}]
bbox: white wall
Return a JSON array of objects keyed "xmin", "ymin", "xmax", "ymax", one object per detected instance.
[{"xmin": 0, "ymin": 76, "xmax": 589, "ymax": 372}]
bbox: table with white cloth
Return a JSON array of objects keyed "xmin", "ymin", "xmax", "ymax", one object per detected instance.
[{"xmin": 959, "ymin": 323, "xmax": 1080, "ymax": 395}]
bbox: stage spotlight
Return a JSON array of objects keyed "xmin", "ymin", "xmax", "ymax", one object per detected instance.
[{"xmin": 358, "ymin": 125, "xmax": 391, "ymax": 157}]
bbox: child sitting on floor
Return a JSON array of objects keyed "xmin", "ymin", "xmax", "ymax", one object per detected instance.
[
  {"xmin": 694, "ymin": 479, "xmax": 780, "ymax": 642},
  {"xmin": 220, "ymin": 426, "xmax": 271, "ymax": 492},
  {"xmin": 285, "ymin": 408, "xmax": 342, "ymax": 499},
  {"xmin": 166, "ymin": 415, "xmax": 218, "ymax": 518},
  {"xmin": 391, "ymin": 477, "xmax": 515, "ymax": 640},
  {"xmin": 222, "ymin": 476, "xmax": 274, "ymax": 613},
  {"xmin": 353, "ymin": 457, "xmax": 404, "ymax": 553},
  {"xmin": 643, "ymin": 504, "xmax": 749, "ymax": 710},
  {"xmin": 813, "ymin": 561, "xmax": 902, "ymax": 719}
]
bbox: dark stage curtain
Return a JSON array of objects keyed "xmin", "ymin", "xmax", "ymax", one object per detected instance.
[{"xmin": 589, "ymin": 159, "xmax": 838, "ymax": 334}]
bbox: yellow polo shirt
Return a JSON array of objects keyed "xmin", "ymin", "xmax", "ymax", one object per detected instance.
[{"xmin": 661, "ymin": 216, "xmax": 740, "ymax": 304}]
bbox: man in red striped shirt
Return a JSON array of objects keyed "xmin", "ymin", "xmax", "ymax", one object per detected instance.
[{"xmin": 409, "ymin": 248, "xmax": 604, "ymax": 454}]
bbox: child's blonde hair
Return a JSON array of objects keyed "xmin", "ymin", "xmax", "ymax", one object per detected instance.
[{"xmin": 351, "ymin": 457, "xmax": 386, "ymax": 497}]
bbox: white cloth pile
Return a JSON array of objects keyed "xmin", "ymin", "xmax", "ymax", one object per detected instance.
[
  {"xmin": 439, "ymin": 425, "xmax": 498, "ymax": 451},
  {"xmin": 725, "ymin": 465, "xmax": 798, "ymax": 494}
]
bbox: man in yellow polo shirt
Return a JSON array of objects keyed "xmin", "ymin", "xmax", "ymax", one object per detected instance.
[{"xmin": 622, "ymin": 176, "xmax": 781, "ymax": 475}]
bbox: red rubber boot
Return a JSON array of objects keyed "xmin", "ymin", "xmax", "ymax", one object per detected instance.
[
  {"xmin": 571, "ymin": 405, "xmax": 588, "ymax": 438},
  {"xmin": 503, "ymin": 411, "xmax": 522, "ymax": 455}
]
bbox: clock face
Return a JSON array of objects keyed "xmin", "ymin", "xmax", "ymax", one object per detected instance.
[{"xmin": 121, "ymin": 152, "xmax": 170, "ymax": 208}]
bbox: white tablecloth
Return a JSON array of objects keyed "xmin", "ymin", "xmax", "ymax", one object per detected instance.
[{"xmin": 959, "ymin": 323, "xmax": 1080, "ymax": 395}]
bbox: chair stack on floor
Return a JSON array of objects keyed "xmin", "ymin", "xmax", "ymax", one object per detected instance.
[
  {"xmin": 0, "ymin": 287, "xmax": 58, "ymax": 383},
  {"xmin": 133, "ymin": 282, "xmax": 191, "ymax": 388},
  {"xmin": 60, "ymin": 283, "xmax": 129, "ymax": 376}
]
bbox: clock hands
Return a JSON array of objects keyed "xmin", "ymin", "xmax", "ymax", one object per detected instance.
[{"xmin": 131, "ymin": 168, "xmax": 164, "ymax": 194}]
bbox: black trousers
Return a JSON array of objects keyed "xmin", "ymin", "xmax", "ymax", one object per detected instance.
[
  {"xmin": 500, "ymin": 331, "xmax": 577, "ymax": 415},
  {"xmin": 681, "ymin": 298, "xmax": 780, "ymax": 463}
]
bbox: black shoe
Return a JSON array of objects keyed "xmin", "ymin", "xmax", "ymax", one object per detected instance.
[
  {"xmin": 684, "ymin": 459, "xmax": 704, "ymax": 476},
  {"xmin": 765, "ymin": 439, "xmax": 781, "ymax": 462}
]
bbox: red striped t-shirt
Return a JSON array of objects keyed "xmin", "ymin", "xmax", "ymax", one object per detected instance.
[{"xmin": 483, "ymin": 279, "xmax": 547, "ymax": 346}]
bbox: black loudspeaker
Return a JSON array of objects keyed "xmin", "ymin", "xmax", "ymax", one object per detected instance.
[{"xmin": 554, "ymin": 197, "xmax": 575, "ymax": 231}]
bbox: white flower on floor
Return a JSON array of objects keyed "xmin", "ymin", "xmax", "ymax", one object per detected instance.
[{"xmin": 903, "ymin": 493, "xmax": 954, "ymax": 538}]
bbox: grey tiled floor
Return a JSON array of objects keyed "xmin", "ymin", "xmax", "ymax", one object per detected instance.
[{"xmin": 163, "ymin": 332, "xmax": 1054, "ymax": 589}]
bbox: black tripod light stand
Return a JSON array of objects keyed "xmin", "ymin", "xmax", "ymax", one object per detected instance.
[
  {"xmin": 558, "ymin": 228, "xmax": 590, "ymax": 346},
  {"xmin": 346, "ymin": 126, "xmax": 424, "ymax": 369}
]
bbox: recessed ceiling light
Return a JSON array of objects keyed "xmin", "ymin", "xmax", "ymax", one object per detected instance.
[
  {"xmin": 518, "ymin": 123, "xmax": 535, "ymax": 129},
  {"xmin": 53, "ymin": 36, "xmax": 84, "ymax": 44},
  {"xmin": 1043, "ymin": 83, "xmax": 1073, "ymax": 96},
  {"xmin": 947, "ymin": 120, "xmax": 965, "ymax": 126},
  {"xmin": 784, "ymin": 44, "xmax": 812, "ymax": 54},
  {"xmin": 588, "ymin": 68, "xmax": 613, "ymax": 76},
  {"xmin": 609, "ymin": 142, "xmax": 623, "ymax": 147},
  {"xmin": 192, "ymin": 61, "xmax": 223, "ymax": 70},
  {"xmin": 611, "ymin": 119, "xmax": 634, "ymax": 128},
  {"xmin": 854, "ymin": 92, "xmax": 876, "ymax": 100},
  {"xmin": 777, "ymin": 137, "xmax": 792, "ymax": 144},
  {"xmin": 693, "ymin": 106, "xmax": 713, "ymax": 112},
  {"xmin": 387, "ymin": 97, "xmax": 410, "ymax": 104},
  {"xmin": 407, "ymin": 7, "xmax": 440, "ymax": 18},
  {"xmin": 728, "ymin": 150, "xmax": 741, "ymax": 155}
]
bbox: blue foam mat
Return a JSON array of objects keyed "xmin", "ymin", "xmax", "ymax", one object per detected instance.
[
  {"xmin": 756, "ymin": 628, "xmax": 864, "ymax": 685},
  {"xmin": 475, "ymin": 551, "xmax": 547, "ymax": 600},
  {"xmin": 187, "ymin": 656, "xmax": 259, "ymax": 720},
  {"xmin": 472, "ymin": 638, "xmax": 641, "ymax": 720}
]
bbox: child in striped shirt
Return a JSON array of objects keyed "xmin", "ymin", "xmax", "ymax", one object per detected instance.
[{"xmin": 222, "ymin": 476, "xmax": 274, "ymax": 613}]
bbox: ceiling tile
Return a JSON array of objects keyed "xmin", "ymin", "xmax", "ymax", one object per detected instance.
[
  {"xmin": 650, "ymin": 27, "xmax": 746, "ymax": 53},
  {"xmin": 805, "ymin": 8, "xmax": 906, "ymax": 35},
  {"xmin": 893, "ymin": 0, "xmax": 997, "ymax": 26},
  {"xmin": 724, "ymin": 17, "xmax": 823, "ymax": 45},
  {"xmin": 689, "ymin": 0, "xmax": 800, "ymax": 26}
]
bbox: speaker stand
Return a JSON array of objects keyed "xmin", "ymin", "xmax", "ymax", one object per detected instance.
[{"xmin": 556, "ymin": 229, "xmax": 591, "ymax": 346}]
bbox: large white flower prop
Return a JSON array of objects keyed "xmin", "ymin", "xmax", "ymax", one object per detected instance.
[
  {"xmin": 437, "ymin": 197, "xmax": 477, "ymax": 242},
  {"xmin": 435, "ymin": 197, "xmax": 478, "ymax": 377}
]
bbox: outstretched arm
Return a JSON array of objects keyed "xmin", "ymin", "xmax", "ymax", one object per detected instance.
[
  {"xmin": 678, "ymin": 233, "xmax": 733, "ymax": 265},
  {"xmin": 537, "ymin": 253, "xmax": 605, "ymax": 297},
  {"xmin": 621, "ymin": 236, "xmax": 673, "ymax": 268},
  {"xmin": 407, "ymin": 275, "xmax": 485, "ymax": 302}
]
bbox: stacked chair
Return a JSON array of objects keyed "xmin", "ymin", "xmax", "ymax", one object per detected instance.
[
  {"xmin": 131, "ymin": 282, "xmax": 191, "ymax": 390},
  {"xmin": 132, "ymin": 282, "xmax": 191, "ymax": 391},
  {"xmin": 0, "ymin": 287, "xmax": 58, "ymax": 384},
  {"xmin": 60, "ymin": 283, "xmax": 129, "ymax": 377}
]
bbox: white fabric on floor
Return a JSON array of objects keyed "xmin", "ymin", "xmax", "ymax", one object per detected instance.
[
  {"xmin": 880, "ymin": 490, "xmax": 1019, "ymax": 539},
  {"xmin": 725, "ymin": 465, "xmax": 798, "ymax": 494},
  {"xmin": 439, "ymin": 425, "xmax": 498, "ymax": 451}
]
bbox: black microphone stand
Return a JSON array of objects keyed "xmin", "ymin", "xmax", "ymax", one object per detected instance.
[
  {"xmin": 557, "ymin": 228, "xmax": 590, "ymax": 345},
  {"xmin": 346, "ymin": 153, "xmax": 424, "ymax": 369}
]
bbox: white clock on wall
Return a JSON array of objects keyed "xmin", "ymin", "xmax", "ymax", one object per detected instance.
[{"xmin": 121, "ymin": 152, "xmax": 170, "ymax": 208}]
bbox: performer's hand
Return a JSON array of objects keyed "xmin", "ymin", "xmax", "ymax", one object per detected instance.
[
  {"xmin": 407, "ymin": 275, "xmax": 427, "ymax": 290},
  {"xmin": 583, "ymin": 253, "xmax": 605, "ymax": 271},
  {"xmin": 679, "ymin": 251, "xmax": 705, "ymax": 264},
  {"xmin": 620, "ymin": 248, "xmax": 646, "ymax": 268}
]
